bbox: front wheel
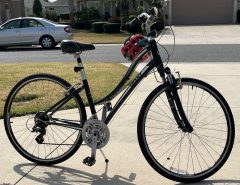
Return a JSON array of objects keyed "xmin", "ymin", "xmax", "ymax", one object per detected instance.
[{"xmin": 137, "ymin": 78, "xmax": 235, "ymax": 183}]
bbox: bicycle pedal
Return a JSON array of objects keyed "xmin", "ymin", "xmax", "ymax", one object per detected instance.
[{"xmin": 83, "ymin": 157, "xmax": 96, "ymax": 166}]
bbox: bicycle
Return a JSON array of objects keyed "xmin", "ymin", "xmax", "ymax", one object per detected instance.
[{"xmin": 3, "ymin": 1, "xmax": 235, "ymax": 183}]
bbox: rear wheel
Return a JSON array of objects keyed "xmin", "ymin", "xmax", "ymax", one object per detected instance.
[
  {"xmin": 137, "ymin": 78, "xmax": 235, "ymax": 182},
  {"xmin": 4, "ymin": 74, "xmax": 86, "ymax": 165}
]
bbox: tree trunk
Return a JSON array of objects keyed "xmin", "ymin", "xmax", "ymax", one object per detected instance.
[
  {"xmin": 21, "ymin": 0, "xmax": 25, "ymax": 16},
  {"xmin": 68, "ymin": 0, "xmax": 75, "ymax": 27},
  {"xmin": 119, "ymin": 0, "xmax": 130, "ymax": 30}
]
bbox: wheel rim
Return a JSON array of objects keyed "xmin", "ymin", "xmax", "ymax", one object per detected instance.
[
  {"xmin": 6, "ymin": 77, "xmax": 83, "ymax": 162},
  {"xmin": 142, "ymin": 81, "xmax": 232, "ymax": 178},
  {"xmin": 42, "ymin": 37, "xmax": 52, "ymax": 48}
]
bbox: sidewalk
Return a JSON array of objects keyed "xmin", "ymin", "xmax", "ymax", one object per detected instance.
[{"xmin": 0, "ymin": 62, "xmax": 240, "ymax": 185}]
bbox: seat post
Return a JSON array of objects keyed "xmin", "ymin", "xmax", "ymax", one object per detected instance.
[{"xmin": 76, "ymin": 54, "xmax": 97, "ymax": 118}]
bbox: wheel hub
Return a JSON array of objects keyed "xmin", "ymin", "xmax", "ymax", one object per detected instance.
[{"xmin": 42, "ymin": 38, "xmax": 52, "ymax": 48}]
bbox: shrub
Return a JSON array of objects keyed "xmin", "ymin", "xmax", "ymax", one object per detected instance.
[
  {"xmin": 74, "ymin": 21, "xmax": 84, "ymax": 29},
  {"xmin": 45, "ymin": 10, "xmax": 58, "ymax": 22},
  {"xmin": 74, "ymin": 7, "xmax": 101, "ymax": 22},
  {"xmin": 129, "ymin": 15, "xmax": 136, "ymax": 21},
  {"xmin": 33, "ymin": 0, "xmax": 43, "ymax": 17},
  {"xmin": 59, "ymin": 13, "xmax": 70, "ymax": 21},
  {"xmin": 89, "ymin": 19, "xmax": 104, "ymax": 29},
  {"xmin": 103, "ymin": 23, "xmax": 121, "ymax": 33},
  {"xmin": 108, "ymin": 16, "xmax": 121, "ymax": 23},
  {"xmin": 74, "ymin": 7, "xmax": 102, "ymax": 30},
  {"xmin": 92, "ymin": 22, "xmax": 108, "ymax": 33}
]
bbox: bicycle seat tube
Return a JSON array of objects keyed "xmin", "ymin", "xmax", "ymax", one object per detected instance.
[{"xmin": 76, "ymin": 55, "xmax": 97, "ymax": 117}]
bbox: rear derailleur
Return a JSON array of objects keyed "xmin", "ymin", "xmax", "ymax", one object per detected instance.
[{"xmin": 31, "ymin": 111, "xmax": 48, "ymax": 144}]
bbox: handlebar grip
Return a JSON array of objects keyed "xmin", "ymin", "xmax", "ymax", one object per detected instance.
[{"xmin": 138, "ymin": 13, "xmax": 150, "ymax": 23}]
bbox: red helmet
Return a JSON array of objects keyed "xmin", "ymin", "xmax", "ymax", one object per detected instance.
[{"xmin": 121, "ymin": 34, "xmax": 150, "ymax": 62}]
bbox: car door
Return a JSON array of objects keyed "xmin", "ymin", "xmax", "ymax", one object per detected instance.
[
  {"xmin": 0, "ymin": 19, "xmax": 21, "ymax": 45},
  {"xmin": 20, "ymin": 19, "xmax": 45, "ymax": 44}
]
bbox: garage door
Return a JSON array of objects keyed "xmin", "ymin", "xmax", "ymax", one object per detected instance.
[{"xmin": 172, "ymin": 0, "xmax": 234, "ymax": 25}]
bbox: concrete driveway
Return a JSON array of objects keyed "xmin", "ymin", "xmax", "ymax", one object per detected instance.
[
  {"xmin": 158, "ymin": 25, "xmax": 240, "ymax": 45},
  {"xmin": 1, "ymin": 25, "xmax": 240, "ymax": 184},
  {"xmin": 0, "ymin": 62, "xmax": 240, "ymax": 185}
]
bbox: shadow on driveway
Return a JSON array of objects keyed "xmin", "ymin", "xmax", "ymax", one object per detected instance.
[
  {"xmin": 13, "ymin": 163, "xmax": 240, "ymax": 185},
  {"xmin": 176, "ymin": 179, "xmax": 240, "ymax": 185},
  {"xmin": 13, "ymin": 163, "xmax": 136, "ymax": 185}
]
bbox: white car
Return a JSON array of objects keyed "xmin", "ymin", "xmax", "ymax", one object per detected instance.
[{"xmin": 0, "ymin": 17, "xmax": 73, "ymax": 49}]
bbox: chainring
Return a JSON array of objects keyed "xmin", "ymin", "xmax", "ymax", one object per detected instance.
[{"xmin": 82, "ymin": 119, "xmax": 110, "ymax": 149}]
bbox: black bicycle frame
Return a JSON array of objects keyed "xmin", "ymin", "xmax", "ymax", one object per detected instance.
[
  {"xmin": 44, "ymin": 37, "xmax": 164, "ymax": 127},
  {"xmin": 46, "ymin": 36, "xmax": 192, "ymax": 132}
]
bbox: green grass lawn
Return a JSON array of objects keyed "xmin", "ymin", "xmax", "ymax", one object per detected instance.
[
  {"xmin": 0, "ymin": 62, "xmax": 137, "ymax": 118},
  {"xmin": 73, "ymin": 30, "xmax": 131, "ymax": 44}
]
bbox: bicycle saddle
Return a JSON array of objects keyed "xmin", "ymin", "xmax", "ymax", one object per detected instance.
[{"xmin": 61, "ymin": 40, "xmax": 95, "ymax": 54}]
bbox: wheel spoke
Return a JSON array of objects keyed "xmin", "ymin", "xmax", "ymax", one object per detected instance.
[
  {"xmin": 140, "ymin": 79, "xmax": 234, "ymax": 180},
  {"xmin": 5, "ymin": 75, "xmax": 84, "ymax": 164}
]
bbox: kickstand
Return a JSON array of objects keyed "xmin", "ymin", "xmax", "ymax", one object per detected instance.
[{"xmin": 100, "ymin": 149, "xmax": 109, "ymax": 163}]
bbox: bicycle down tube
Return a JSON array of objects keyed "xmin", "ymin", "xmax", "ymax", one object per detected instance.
[{"xmin": 94, "ymin": 37, "xmax": 164, "ymax": 125}]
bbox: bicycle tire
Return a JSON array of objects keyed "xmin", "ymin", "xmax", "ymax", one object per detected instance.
[
  {"xmin": 137, "ymin": 78, "xmax": 235, "ymax": 183},
  {"xmin": 4, "ymin": 73, "xmax": 87, "ymax": 165}
]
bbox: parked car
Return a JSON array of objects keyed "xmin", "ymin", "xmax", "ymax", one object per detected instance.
[{"xmin": 0, "ymin": 17, "xmax": 73, "ymax": 49}]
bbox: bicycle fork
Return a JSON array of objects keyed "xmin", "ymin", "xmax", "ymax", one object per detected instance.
[{"xmin": 163, "ymin": 68, "xmax": 193, "ymax": 133}]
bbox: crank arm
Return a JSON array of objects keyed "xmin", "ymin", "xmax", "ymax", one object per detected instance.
[
  {"xmin": 91, "ymin": 134, "xmax": 97, "ymax": 160},
  {"xmin": 83, "ymin": 134, "xmax": 97, "ymax": 166}
]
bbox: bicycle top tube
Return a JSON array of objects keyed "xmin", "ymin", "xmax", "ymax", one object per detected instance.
[{"xmin": 94, "ymin": 36, "xmax": 164, "ymax": 105}]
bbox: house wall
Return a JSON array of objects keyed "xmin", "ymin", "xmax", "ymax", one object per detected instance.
[
  {"xmin": 11, "ymin": 0, "xmax": 25, "ymax": 18},
  {"xmin": 45, "ymin": 0, "xmax": 78, "ymax": 15},
  {"xmin": 0, "ymin": 1, "xmax": 2, "ymax": 24},
  {"xmin": 0, "ymin": 0, "xmax": 10, "ymax": 24},
  {"xmin": 170, "ymin": 0, "xmax": 235, "ymax": 25},
  {"xmin": 46, "ymin": 5, "xmax": 70, "ymax": 14},
  {"xmin": 0, "ymin": 0, "xmax": 24, "ymax": 23},
  {"xmin": 76, "ymin": 0, "xmax": 87, "ymax": 11}
]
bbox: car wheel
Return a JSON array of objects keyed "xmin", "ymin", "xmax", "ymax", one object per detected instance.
[{"xmin": 40, "ymin": 36, "xmax": 55, "ymax": 49}]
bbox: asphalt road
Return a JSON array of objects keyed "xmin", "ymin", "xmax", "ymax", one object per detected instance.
[{"xmin": 0, "ymin": 44, "xmax": 240, "ymax": 63}]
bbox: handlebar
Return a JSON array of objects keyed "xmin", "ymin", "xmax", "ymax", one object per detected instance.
[{"xmin": 129, "ymin": 0, "xmax": 168, "ymax": 35}]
